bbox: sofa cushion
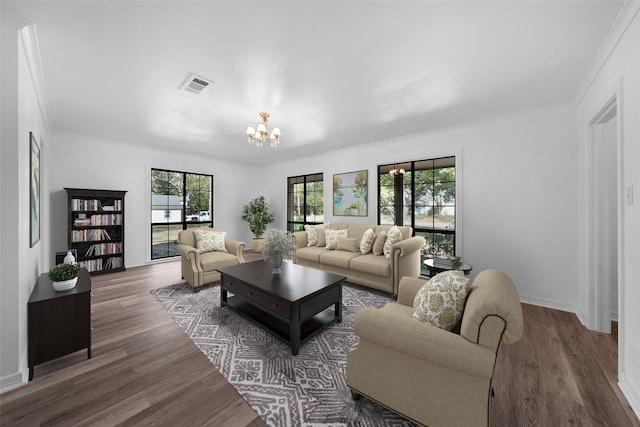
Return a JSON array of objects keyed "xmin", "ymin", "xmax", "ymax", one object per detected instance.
[
  {"xmin": 336, "ymin": 237, "xmax": 359, "ymax": 253},
  {"xmin": 304, "ymin": 223, "xmax": 330, "ymax": 246},
  {"xmin": 350, "ymin": 254, "xmax": 391, "ymax": 277},
  {"xmin": 193, "ymin": 229, "xmax": 228, "ymax": 254},
  {"xmin": 317, "ymin": 228, "xmax": 327, "ymax": 247},
  {"xmin": 372, "ymin": 231, "xmax": 387, "ymax": 256},
  {"xmin": 326, "ymin": 229, "xmax": 349, "ymax": 249},
  {"xmin": 383, "ymin": 226, "xmax": 403, "ymax": 259},
  {"xmin": 359, "ymin": 228, "xmax": 376, "ymax": 255},
  {"xmin": 296, "ymin": 246, "xmax": 326, "ymax": 263},
  {"xmin": 319, "ymin": 250, "xmax": 361, "ymax": 269},
  {"xmin": 199, "ymin": 250, "xmax": 239, "ymax": 272},
  {"xmin": 412, "ymin": 271, "xmax": 470, "ymax": 331}
]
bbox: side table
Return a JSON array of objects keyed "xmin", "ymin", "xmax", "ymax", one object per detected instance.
[
  {"xmin": 28, "ymin": 268, "xmax": 92, "ymax": 380},
  {"xmin": 424, "ymin": 259, "xmax": 472, "ymax": 277}
]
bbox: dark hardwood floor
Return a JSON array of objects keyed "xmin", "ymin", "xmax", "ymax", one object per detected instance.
[{"xmin": 1, "ymin": 253, "xmax": 638, "ymax": 426}]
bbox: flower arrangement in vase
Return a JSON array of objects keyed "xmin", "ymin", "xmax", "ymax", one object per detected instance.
[{"xmin": 261, "ymin": 229, "xmax": 295, "ymax": 274}]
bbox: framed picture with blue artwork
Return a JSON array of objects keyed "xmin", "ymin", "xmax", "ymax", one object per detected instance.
[
  {"xmin": 333, "ymin": 170, "xmax": 368, "ymax": 216},
  {"xmin": 30, "ymin": 132, "xmax": 40, "ymax": 247}
]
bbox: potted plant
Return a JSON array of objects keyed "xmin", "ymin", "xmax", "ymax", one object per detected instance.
[
  {"xmin": 242, "ymin": 196, "xmax": 275, "ymax": 251},
  {"xmin": 262, "ymin": 229, "xmax": 295, "ymax": 274},
  {"xmin": 48, "ymin": 262, "xmax": 80, "ymax": 291}
]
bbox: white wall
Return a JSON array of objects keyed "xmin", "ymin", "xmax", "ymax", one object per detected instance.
[
  {"xmin": 48, "ymin": 131, "xmax": 260, "ymax": 267},
  {"xmin": 261, "ymin": 105, "xmax": 580, "ymax": 311},
  {"xmin": 0, "ymin": 19, "xmax": 48, "ymax": 392},
  {"xmin": 577, "ymin": 3, "xmax": 640, "ymax": 415}
]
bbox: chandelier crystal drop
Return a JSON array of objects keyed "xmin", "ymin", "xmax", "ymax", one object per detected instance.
[{"xmin": 246, "ymin": 112, "xmax": 281, "ymax": 148}]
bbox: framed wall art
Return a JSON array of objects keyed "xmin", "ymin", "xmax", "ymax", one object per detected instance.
[
  {"xmin": 333, "ymin": 169, "xmax": 368, "ymax": 216},
  {"xmin": 30, "ymin": 132, "xmax": 40, "ymax": 247}
]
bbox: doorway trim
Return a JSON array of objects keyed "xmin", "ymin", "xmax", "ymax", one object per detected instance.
[{"xmin": 586, "ymin": 78, "xmax": 625, "ymax": 367}]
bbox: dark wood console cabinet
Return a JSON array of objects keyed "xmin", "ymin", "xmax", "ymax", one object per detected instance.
[{"xmin": 28, "ymin": 268, "xmax": 92, "ymax": 380}]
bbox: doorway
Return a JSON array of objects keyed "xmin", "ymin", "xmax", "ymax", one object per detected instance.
[{"xmin": 587, "ymin": 93, "xmax": 621, "ymax": 335}]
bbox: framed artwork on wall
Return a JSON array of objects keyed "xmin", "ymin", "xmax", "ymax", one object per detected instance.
[
  {"xmin": 30, "ymin": 132, "xmax": 40, "ymax": 247},
  {"xmin": 333, "ymin": 169, "xmax": 368, "ymax": 216}
]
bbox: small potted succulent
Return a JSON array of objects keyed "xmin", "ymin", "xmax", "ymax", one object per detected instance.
[
  {"xmin": 261, "ymin": 229, "xmax": 295, "ymax": 274},
  {"xmin": 49, "ymin": 262, "xmax": 80, "ymax": 291}
]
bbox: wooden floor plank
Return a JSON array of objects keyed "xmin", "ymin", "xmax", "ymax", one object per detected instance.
[{"xmin": 1, "ymin": 253, "xmax": 637, "ymax": 426}]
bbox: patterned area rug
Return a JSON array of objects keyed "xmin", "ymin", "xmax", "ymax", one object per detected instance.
[{"xmin": 151, "ymin": 279, "xmax": 418, "ymax": 426}]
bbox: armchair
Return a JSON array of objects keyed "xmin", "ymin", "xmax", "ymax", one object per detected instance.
[
  {"xmin": 176, "ymin": 229, "xmax": 246, "ymax": 291},
  {"xmin": 346, "ymin": 269, "xmax": 523, "ymax": 427}
]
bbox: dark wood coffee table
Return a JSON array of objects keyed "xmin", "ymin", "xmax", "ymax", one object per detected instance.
[{"xmin": 218, "ymin": 261, "xmax": 345, "ymax": 355}]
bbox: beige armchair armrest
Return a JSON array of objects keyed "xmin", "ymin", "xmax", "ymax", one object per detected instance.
[
  {"xmin": 292, "ymin": 231, "xmax": 308, "ymax": 249},
  {"xmin": 354, "ymin": 307, "xmax": 495, "ymax": 379},
  {"xmin": 396, "ymin": 276, "xmax": 426, "ymax": 307},
  {"xmin": 224, "ymin": 240, "xmax": 246, "ymax": 263},
  {"xmin": 177, "ymin": 243, "xmax": 201, "ymax": 269}
]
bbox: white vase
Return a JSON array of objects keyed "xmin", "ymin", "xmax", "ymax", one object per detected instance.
[{"xmin": 52, "ymin": 276, "xmax": 78, "ymax": 292}]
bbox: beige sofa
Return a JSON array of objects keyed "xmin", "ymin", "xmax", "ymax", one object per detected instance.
[
  {"xmin": 346, "ymin": 269, "xmax": 524, "ymax": 427},
  {"xmin": 292, "ymin": 224, "xmax": 426, "ymax": 295},
  {"xmin": 176, "ymin": 229, "xmax": 246, "ymax": 291}
]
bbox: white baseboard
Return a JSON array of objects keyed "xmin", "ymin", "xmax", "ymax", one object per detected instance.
[
  {"xmin": 519, "ymin": 294, "xmax": 580, "ymax": 316},
  {"xmin": 619, "ymin": 372, "xmax": 640, "ymax": 421},
  {"xmin": 0, "ymin": 371, "xmax": 26, "ymax": 394}
]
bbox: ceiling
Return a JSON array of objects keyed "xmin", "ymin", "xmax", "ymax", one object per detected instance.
[{"xmin": 1, "ymin": 1, "xmax": 626, "ymax": 165}]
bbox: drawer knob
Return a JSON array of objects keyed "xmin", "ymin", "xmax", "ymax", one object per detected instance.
[
  {"xmin": 273, "ymin": 304, "xmax": 278, "ymax": 308},
  {"xmin": 248, "ymin": 291, "xmax": 253, "ymax": 296}
]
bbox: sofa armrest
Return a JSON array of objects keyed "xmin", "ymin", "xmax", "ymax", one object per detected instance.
[
  {"xmin": 354, "ymin": 307, "xmax": 495, "ymax": 379},
  {"xmin": 396, "ymin": 276, "xmax": 426, "ymax": 307},
  {"xmin": 389, "ymin": 235, "xmax": 426, "ymax": 295},
  {"xmin": 292, "ymin": 231, "xmax": 308, "ymax": 249},
  {"xmin": 225, "ymin": 240, "xmax": 246, "ymax": 262},
  {"xmin": 393, "ymin": 235, "xmax": 426, "ymax": 257}
]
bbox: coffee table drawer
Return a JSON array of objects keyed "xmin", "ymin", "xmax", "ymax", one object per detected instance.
[{"xmin": 224, "ymin": 278, "xmax": 290, "ymax": 319}]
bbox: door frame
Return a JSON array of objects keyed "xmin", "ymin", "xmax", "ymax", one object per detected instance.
[{"xmin": 586, "ymin": 79, "xmax": 625, "ymax": 368}]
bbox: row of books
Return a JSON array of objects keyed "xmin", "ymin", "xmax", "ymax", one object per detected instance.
[
  {"xmin": 84, "ymin": 242, "xmax": 123, "ymax": 257},
  {"xmin": 71, "ymin": 228, "xmax": 112, "ymax": 242},
  {"xmin": 433, "ymin": 255, "xmax": 462, "ymax": 268},
  {"xmin": 73, "ymin": 214, "xmax": 122, "ymax": 227},
  {"xmin": 78, "ymin": 256, "xmax": 122, "ymax": 272},
  {"xmin": 71, "ymin": 198, "xmax": 122, "ymax": 212}
]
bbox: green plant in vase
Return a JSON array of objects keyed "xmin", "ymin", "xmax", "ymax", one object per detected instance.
[
  {"xmin": 48, "ymin": 262, "xmax": 80, "ymax": 291},
  {"xmin": 242, "ymin": 196, "xmax": 275, "ymax": 251}
]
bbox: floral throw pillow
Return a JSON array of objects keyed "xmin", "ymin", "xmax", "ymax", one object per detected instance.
[
  {"xmin": 305, "ymin": 223, "xmax": 329, "ymax": 246},
  {"xmin": 383, "ymin": 226, "xmax": 403, "ymax": 259},
  {"xmin": 359, "ymin": 228, "xmax": 376, "ymax": 255},
  {"xmin": 193, "ymin": 229, "xmax": 228, "ymax": 254},
  {"xmin": 412, "ymin": 270, "xmax": 470, "ymax": 331},
  {"xmin": 325, "ymin": 229, "xmax": 349, "ymax": 250}
]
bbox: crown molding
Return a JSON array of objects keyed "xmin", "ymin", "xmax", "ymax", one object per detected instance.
[
  {"xmin": 575, "ymin": 0, "xmax": 640, "ymax": 103},
  {"xmin": 1, "ymin": 11, "xmax": 30, "ymax": 29}
]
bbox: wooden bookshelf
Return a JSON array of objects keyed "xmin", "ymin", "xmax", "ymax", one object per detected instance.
[{"xmin": 65, "ymin": 188, "xmax": 127, "ymax": 275}]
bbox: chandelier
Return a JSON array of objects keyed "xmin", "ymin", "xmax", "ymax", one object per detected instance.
[
  {"xmin": 246, "ymin": 112, "xmax": 281, "ymax": 147},
  {"xmin": 389, "ymin": 164, "xmax": 405, "ymax": 175}
]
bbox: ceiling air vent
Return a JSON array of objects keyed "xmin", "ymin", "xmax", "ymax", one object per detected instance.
[{"xmin": 179, "ymin": 74, "xmax": 214, "ymax": 95}]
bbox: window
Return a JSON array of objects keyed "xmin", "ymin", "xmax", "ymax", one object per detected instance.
[
  {"xmin": 287, "ymin": 173, "xmax": 324, "ymax": 232},
  {"xmin": 151, "ymin": 168, "xmax": 213, "ymax": 259},
  {"xmin": 378, "ymin": 157, "xmax": 456, "ymax": 273}
]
